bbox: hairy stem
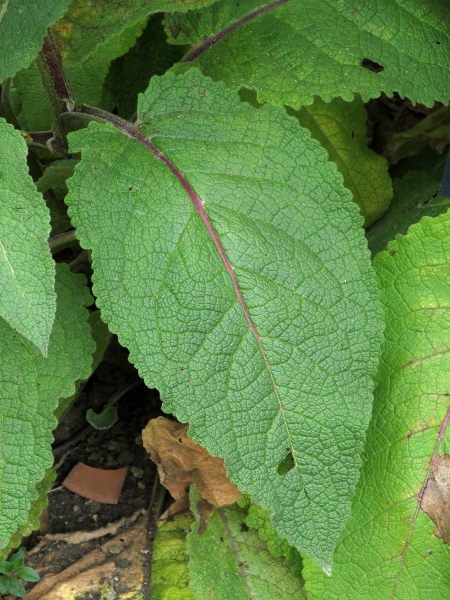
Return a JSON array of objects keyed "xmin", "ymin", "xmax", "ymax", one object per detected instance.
[
  {"xmin": 35, "ymin": 28, "xmax": 76, "ymax": 153},
  {"xmin": 0, "ymin": 78, "xmax": 21, "ymax": 129}
]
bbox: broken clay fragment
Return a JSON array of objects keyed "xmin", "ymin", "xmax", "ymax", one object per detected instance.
[{"xmin": 62, "ymin": 462, "xmax": 128, "ymax": 504}]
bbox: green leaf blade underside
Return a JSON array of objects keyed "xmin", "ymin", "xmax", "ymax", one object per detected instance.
[
  {"xmin": 288, "ymin": 96, "xmax": 393, "ymax": 228},
  {"xmin": 0, "ymin": 264, "xmax": 95, "ymax": 554},
  {"xmin": 166, "ymin": 0, "xmax": 450, "ymax": 107},
  {"xmin": 188, "ymin": 488, "xmax": 306, "ymax": 598},
  {"xmin": 0, "ymin": 118, "xmax": 56, "ymax": 354},
  {"xmin": 366, "ymin": 155, "xmax": 450, "ymax": 257},
  {"xmin": 0, "ymin": 0, "xmax": 71, "ymax": 81},
  {"xmin": 66, "ymin": 70, "xmax": 383, "ymax": 569},
  {"xmin": 304, "ymin": 210, "xmax": 450, "ymax": 598}
]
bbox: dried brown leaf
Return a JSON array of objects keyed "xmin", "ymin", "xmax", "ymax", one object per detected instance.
[
  {"xmin": 421, "ymin": 454, "xmax": 450, "ymax": 543},
  {"xmin": 142, "ymin": 417, "xmax": 241, "ymax": 507}
]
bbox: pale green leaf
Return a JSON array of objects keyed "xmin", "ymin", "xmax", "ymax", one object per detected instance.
[
  {"xmin": 65, "ymin": 69, "xmax": 383, "ymax": 570},
  {"xmin": 0, "ymin": 264, "xmax": 94, "ymax": 553},
  {"xmin": 0, "ymin": 118, "xmax": 55, "ymax": 354},
  {"xmin": 304, "ymin": 210, "xmax": 450, "ymax": 598},
  {"xmin": 0, "ymin": 0, "xmax": 71, "ymax": 81},
  {"xmin": 166, "ymin": 0, "xmax": 450, "ymax": 107},
  {"xmin": 288, "ymin": 96, "xmax": 393, "ymax": 227},
  {"xmin": 151, "ymin": 510, "xmax": 195, "ymax": 599},
  {"xmin": 366, "ymin": 156, "xmax": 450, "ymax": 256},
  {"xmin": 188, "ymin": 488, "xmax": 306, "ymax": 598}
]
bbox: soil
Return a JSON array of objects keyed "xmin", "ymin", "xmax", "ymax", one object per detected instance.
[{"xmin": 21, "ymin": 339, "xmax": 167, "ymax": 598}]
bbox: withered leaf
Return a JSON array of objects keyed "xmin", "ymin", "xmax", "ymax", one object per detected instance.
[
  {"xmin": 142, "ymin": 417, "xmax": 241, "ymax": 507},
  {"xmin": 421, "ymin": 454, "xmax": 450, "ymax": 543}
]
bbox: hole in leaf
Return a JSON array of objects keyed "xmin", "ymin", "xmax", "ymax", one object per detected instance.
[
  {"xmin": 278, "ymin": 450, "xmax": 295, "ymax": 476},
  {"xmin": 361, "ymin": 58, "xmax": 385, "ymax": 73},
  {"xmin": 432, "ymin": 191, "xmax": 438, "ymax": 198},
  {"xmin": 240, "ymin": 523, "xmax": 249, "ymax": 532},
  {"xmin": 436, "ymin": 41, "xmax": 441, "ymax": 45}
]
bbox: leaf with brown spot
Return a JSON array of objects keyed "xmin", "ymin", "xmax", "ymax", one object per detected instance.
[
  {"xmin": 142, "ymin": 416, "xmax": 241, "ymax": 507},
  {"xmin": 421, "ymin": 454, "xmax": 450, "ymax": 543}
]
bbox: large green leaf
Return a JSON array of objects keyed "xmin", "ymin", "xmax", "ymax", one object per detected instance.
[
  {"xmin": 0, "ymin": 118, "xmax": 55, "ymax": 354},
  {"xmin": 0, "ymin": 264, "xmax": 94, "ymax": 555},
  {"xmin": 304, "ymin": 210, "xmax": 450, "ymax": 598},
  {"xmin": 65, "ymin": 69, "xmax": 382, "ymax": 570},
  {"xmin": 166, "ymin": 0, "xmax": 450, "ymax": 107},
  {"xmin": 288, "ymin": 96, "xmax": 393, "ymax": 227},
  {"xmin": 188, "ymin": 488, "xmax": 306, "ymax": 598},
  {"xmin": 0, "ymin": 0, "xmax": 71, "ymax": 81}
]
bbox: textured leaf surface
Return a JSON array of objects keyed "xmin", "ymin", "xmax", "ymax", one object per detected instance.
[
  {"xmin": 304, "ymin": 210, "xmax": 450, "ymax": 598},
  {"xmin": 188, "ymin": 488, "xmax": 306, "ymax": 598},
  {"xmin": 66, "ymin": 69, "xmax": 382, "ymax": 569},
  {"xmin": 166, "ymin": 0, "xmax": 450, "ymax": 107},
  {"xmin": 151, "ymin": 510, "xmax": 195, "ymax": 599},
  {"xmin": 0, "ymin": 0, "xmax": 71, "ymax": 81},
  {"xmin": 238, "ymin": 496, "xmax": 303, "ymax": 579},
  {"xmin": 0, "ymin": 118, "xmax": 55, "ymax": 354},
  {"xmin": 289, "ymin": 96, "xmax": 392, "ymax": 227},
  {"xmin": 0, "ymin": 264, "xmax": 94, "ymax": 553},
  {"xmin": 366, "ymin": 156, "xmax": 450, "ymax": 256}
]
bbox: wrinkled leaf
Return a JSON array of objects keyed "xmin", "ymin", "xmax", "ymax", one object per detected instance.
[
  {"xmin": 0, "ymin": 264, "xmax": 94, "ymax": 555},
  {"xmin": 66, "ymin": 69, "xmax": 382, "ymax": 570},
  {"xmin": 166, "ymin": 0, "xmax": 450, "ymax": 107},
  {"xmin": 0, "ymin": 0, "xmax": 71, "ymax": 81},
  {"xmin": 151, "ymin": 509, "xmax": 195, "ymax": 599},
  {"xmin": 143, "ymin": 417, "xmax": 241, "ymax": 506},
  {"xmin": 304, "ymin": 210, "xmax": 450, "ymax": 598},
  {"xmin": 289, "ymin": 96, "xmax": 392, "ymax": 227},
  {"xmin": 238, "ymin": 496, "xmax": 303, "ymax": 579},
  {"xmin": 0, "ymin": 118, "xmax": 55, "ymax": 354},
  {"xmin": 188, "ymin": 487, "xmax": 306, "ymax": 599}
]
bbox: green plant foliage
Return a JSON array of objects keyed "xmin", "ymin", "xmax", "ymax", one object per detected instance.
[
  {"xmin": 105, "ymin": 14, "xmax": 188, "ymax": 119},
  {"xmin": 288, "ymin": 96, "xmax": 393, "ymax": 227},
  {"xmin": 385, "ymin": 104, "xmax": 450, "ymax": 164},
  {"xmin": 0, "ymin": 264, "xmax": 95, "ymax": 555},
  {"xmin": 188, "ymin": 488, "xmax": 306, "ymax": 598},
  {"xmin": 0, "ymin": 118, "xmax": 55, "ymax": 354},
  {"xmin": 151, "ymin": 510, "xmax": 195, "ymax": 599},
  {"xmin": 3, "ymin": 469, "xmax": 56, "ymax": 559},
  {"xmin": 304, "ymin": 210, "xmax": 450, "ymax": 598},
  {"xmin": 0, "ymin": 0, "xmax": 71, "ymax": 81},
  {"xmin": 238, "ymin": 497, "xmax": 303, "ymax": 579},
  {"xmin": 65, "ymin": 69, "xmax": 383, "ymax": 570},
  {"xmin": 166, "ymin": 0, "xmax": 450, "ymax": 108},
  {"xmin": 366, "ymin": 155, "xmax": 450, "ymax": 256}
]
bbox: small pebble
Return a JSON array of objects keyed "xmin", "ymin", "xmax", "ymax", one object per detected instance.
[
  {"xmin": 131, "ymin": 467, "xmax": 143, "ymax": 478},
  {"xmin": 138, "ymin": 481, "xmax": 146, "ymax": 490},
  {"xmin": 72, "ymin": 505, "xmax": 80, "ymax": 513},
  {"xmin": 108, "ymin": 545, "xmax": 122, "ymax": 555}
]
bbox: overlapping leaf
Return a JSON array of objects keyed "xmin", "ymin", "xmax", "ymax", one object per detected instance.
[
  {"xmin": 366, "ymin": 155, "xmax": 450, "ymax": 256},
  {"xmin": 304, "ymin": 210, "xmax": 450, "ymax": 597},
  {"xmin": 0, "ymin": 118, "xmax": 55, "ymax": 354},
  {"xmin": 188, "ymin": 488, "xmax": 306, "ymax": 598},
  {"xmin": 166, "ymin": 0, "xmax": 450, "ymax": 107},
  {"xmin": 289, "ymin": 96, "xmax": 393, "ymax": 227},
  {"xmin": 0, "ymin": 0, "xmax": 71, "ymax": 81},
  {"xmin": 13, "ymin": 0, "xmax": 217, "ymax": 131},
  {"xmin": 65, "ymin": 69, "xmax": 382, "ymax": 569},
  {"xmin": 0, "ymin": 264, "xmax": 94, "ymax": 555}
]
